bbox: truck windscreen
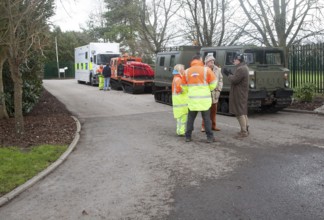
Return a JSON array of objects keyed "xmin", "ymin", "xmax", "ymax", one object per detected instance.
[
  {"xmin": 244, "ymin": 49, "xmax": 284, "ymax": 65},
  {"xmin": 97, "ymin": 54, "xmax": 120, "ymax": 65}
]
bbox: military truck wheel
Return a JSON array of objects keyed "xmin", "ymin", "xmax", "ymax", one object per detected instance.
[
  {"xmin": 165, "ymin": 94, "xmax": 169, "ymax": 104},
  {"xmin": 165, "ymin": 93, "xmax": 172, "ymax": 105},
  {"xmin": 161, "ymin": 93, "xmax": 165, "ymax": 103},
  {"xmin": 154, "ymin": 93, "xmax": 161, "ymax": 102},
  {"xmin": 220, "ymin": 100, "xmax": 229, "ymax": 113}
]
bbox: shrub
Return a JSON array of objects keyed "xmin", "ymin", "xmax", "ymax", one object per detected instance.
[
  {"xmin": 3, "ymin": 55, "xmax": 44, "ymax": 117},
  {"xmin": 293, "ymin": 82, "xmax": 316, "ymax": 102}
]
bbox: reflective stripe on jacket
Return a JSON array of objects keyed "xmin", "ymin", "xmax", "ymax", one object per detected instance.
[
  {"xmin": 181, "ymin": 60, "xmax": 217, "ymax": 111},
  {"xmin": 172, "ymin": 74, "xmax": 188, "ymax": 118}
]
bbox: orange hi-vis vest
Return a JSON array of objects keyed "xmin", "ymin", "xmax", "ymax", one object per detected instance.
[{"xmin": 181, "ymin": 60, "xmax": 217, "ymax": 111}]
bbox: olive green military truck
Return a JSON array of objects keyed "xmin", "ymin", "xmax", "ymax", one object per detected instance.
[{"xmin": 153, "ymin": 46, "xmax": 293, "ymax": 113}]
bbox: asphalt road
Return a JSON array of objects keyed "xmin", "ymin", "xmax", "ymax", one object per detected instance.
[{"xmin": 1, "ymin": 79, "xmax": 324, "ymax": 220}]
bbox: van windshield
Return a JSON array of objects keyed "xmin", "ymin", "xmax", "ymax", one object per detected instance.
[
  {"xmin": 243, "ymin": 49, "xmax": 284, "ymax": 65},
  {"xmin": 96, "ymin": 54, "xmax": 120, "ymax": 65}
]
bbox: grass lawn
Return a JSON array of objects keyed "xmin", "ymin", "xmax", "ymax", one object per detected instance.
[{"xmin": 0, "ymin": 145, "xmax": 67, "ymax": 196}]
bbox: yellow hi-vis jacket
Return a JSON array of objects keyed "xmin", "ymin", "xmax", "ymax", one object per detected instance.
[
  {"xmin": 172, "ymin": 74, "xmax": 188, "ymax": 118},
  {"xmin": 181, "ymin": 60, "xmax": 217, "ymax": 111}
]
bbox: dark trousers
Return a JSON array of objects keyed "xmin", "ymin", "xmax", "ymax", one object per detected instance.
[{"xmin": 186, "ymin": 109, "xmax": 214, "ymax": 139}]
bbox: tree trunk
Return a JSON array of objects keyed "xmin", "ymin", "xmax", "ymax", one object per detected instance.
[
  {"xmin": 10, "ymin": 64, "xmax": 24, "ymax": 136},
  {"xmin": 0, "ymin": 58, "xmax": 9, "ymax": 119}
]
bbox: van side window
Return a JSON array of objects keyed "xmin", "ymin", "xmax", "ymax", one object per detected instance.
[
  {"xmin": 85, "ymin": 52, "xmax": 88, "ymax": 59},
  {"xmin": 94, "ymin": 55, "xmax": 97, "ymax": 64},
  {"xmin": 159, "ymin": 57, "xmax": 165, "ymax": 66},
  {"xmin": 170, "ymin": 55, "xmax": 175, "ymax": 67}
]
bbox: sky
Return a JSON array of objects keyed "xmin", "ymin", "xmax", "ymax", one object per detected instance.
[{"xmin": 51, "ymin": 0, "xmax": 100, "ymax": 31}]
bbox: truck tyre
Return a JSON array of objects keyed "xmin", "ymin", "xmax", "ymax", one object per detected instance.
[
  {"xmin": 89, "ymin": 75, "xmax": 94, "ymax": 86},
  {"xmin": 220, "ymin": 99, "xmax": 229, "ymax": 113}
]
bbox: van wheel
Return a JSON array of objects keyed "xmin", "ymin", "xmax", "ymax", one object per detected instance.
[{"xmin": 89, "ymin": 75, "xmax": 94, "ymax": 86}]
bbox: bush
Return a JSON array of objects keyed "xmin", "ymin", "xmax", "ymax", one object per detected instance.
[
  {"xmin": 293, "ymin": 82, "xmax": 316, "ymax": 102},
  {"xmin": 3, "ymin": 55, "xmax": 44, "ymax": 117}
]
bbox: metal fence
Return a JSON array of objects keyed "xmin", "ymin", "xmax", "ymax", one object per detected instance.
[
  {"xmin": 43, "ymin": 61, "xmax": 75, "ymax": 79},
  {"xmin": 289, "ymin": 43, "xmax": 324, "ymax": 93}
]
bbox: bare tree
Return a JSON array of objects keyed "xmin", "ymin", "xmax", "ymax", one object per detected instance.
[
  {"xmin": 238, "ymin": 0, "xmax": 324, "ymax": 66},
  {"xmin": 139, "ymin": 0, "xmax": 183, "ymax": 53},
  {"xmin": 0, "ymin": 0, "xmax": 54, "ymax": 136},
  {"xmin": 180, "ymin": 0, "xmax": 247, "ymax": 46}
]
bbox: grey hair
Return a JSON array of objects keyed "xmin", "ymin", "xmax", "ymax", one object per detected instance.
[{"xmin": 174, "ymin": 64, "xmax": 185, "ymax": 72}]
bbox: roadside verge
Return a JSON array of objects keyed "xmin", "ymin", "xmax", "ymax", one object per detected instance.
[{"xmin": 0, "ymin": 116, "xmax": 81, "ymax": 207}]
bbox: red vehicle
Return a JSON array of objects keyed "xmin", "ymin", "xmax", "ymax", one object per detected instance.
[{"xmin": 110, "ymin": 55, "xmax": 154, "ymax": 94}]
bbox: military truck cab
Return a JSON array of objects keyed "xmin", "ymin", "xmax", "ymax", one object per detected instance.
[
  {"xmin": 200, "ymin": 46, "xmax": 293, "ymax": 113},
  {"xmin": 153, "ymin": 46, "xmax": 201, "ymax": 105}
]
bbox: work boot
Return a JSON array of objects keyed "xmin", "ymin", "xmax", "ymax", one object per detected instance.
[
  {"xmin": 185, "ymin": 137, "xmax": 192, "ymax": 142},
  {"xmin": 201, "ymin": 126, "xmax": 205, "ymax": 132},
  {"xmin": 234, "ymin": 131, "xmax": 249, "ymax": 139},
  {"xmin": 206, "ymin": 137, "xmax": 217, "ymax": 143},
  {"xmin": 212, "ymin": 127, "xmax": 221, "ymax": 131}
]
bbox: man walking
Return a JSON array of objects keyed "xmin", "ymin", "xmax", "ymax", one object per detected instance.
[{"xmin": 182, "ymin": 54, "xmax": 218, "ymax": 143}]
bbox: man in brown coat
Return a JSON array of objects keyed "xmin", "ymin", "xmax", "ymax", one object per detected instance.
[{"xmin": 223, "ymin": 54, "xmax": 249, "ymax": 138}]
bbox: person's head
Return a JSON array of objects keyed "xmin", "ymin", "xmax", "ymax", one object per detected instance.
[
  {"xmin": 192, "ymin": 53, "xmax": 202, "ymax": 61},
  {"xmin": 204, "ymin": 55, "xmax": 215, "ymax": 68},
  {"xmin": 173, "ymin": 64, "xmax": 185, "ymax": 75},
  {"xmin": 234, "ymin": 54, "xmax": 244, "ymax": 65}
]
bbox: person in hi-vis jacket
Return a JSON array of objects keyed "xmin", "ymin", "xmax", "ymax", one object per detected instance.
[
  {"xmin": 172, "ymin": 64, "xmax": 188, "ymax": 136},
  {"xmin": 182, "ymin": 54, "xmax": 218, "ymax": 143}
]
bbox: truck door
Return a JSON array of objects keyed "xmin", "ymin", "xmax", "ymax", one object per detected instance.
[{"xmin": 155, "ymin": 52, "xmax": 178, "ymax": 86}]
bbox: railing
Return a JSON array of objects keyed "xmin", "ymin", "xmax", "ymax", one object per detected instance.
[{"xmin": 289, "ymin": 43, "xmax": 324, "ymax": 94}]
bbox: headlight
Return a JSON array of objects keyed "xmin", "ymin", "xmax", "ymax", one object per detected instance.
[
  {"xmin": 250, "ymin": 80, "xmax": 255, "ymax": 88},
  {"xmin": 249, "ymin": 71, "xmax": 255, "ymax": 88},
  {"xmin": 283, "ymin": 72, "xmax": 289, "ymax": 87},
  {"xmin": 284, "ymin": 80, "xmax": 289, "ymax": 87}
]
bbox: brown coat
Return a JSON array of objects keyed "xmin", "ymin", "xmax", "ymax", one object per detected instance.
[{"xmin": 228, "ymin": 62, "xmax": 249, "ymax": 116}]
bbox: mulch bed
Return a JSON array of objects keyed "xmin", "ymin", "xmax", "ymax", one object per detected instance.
[
  {"xmin": 289, "ymin": 96, "xmax": 324, "ymax": 111},
  {"xmin": 0, "ymin": 89, "xmax": 76, "ymax": 148}
]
